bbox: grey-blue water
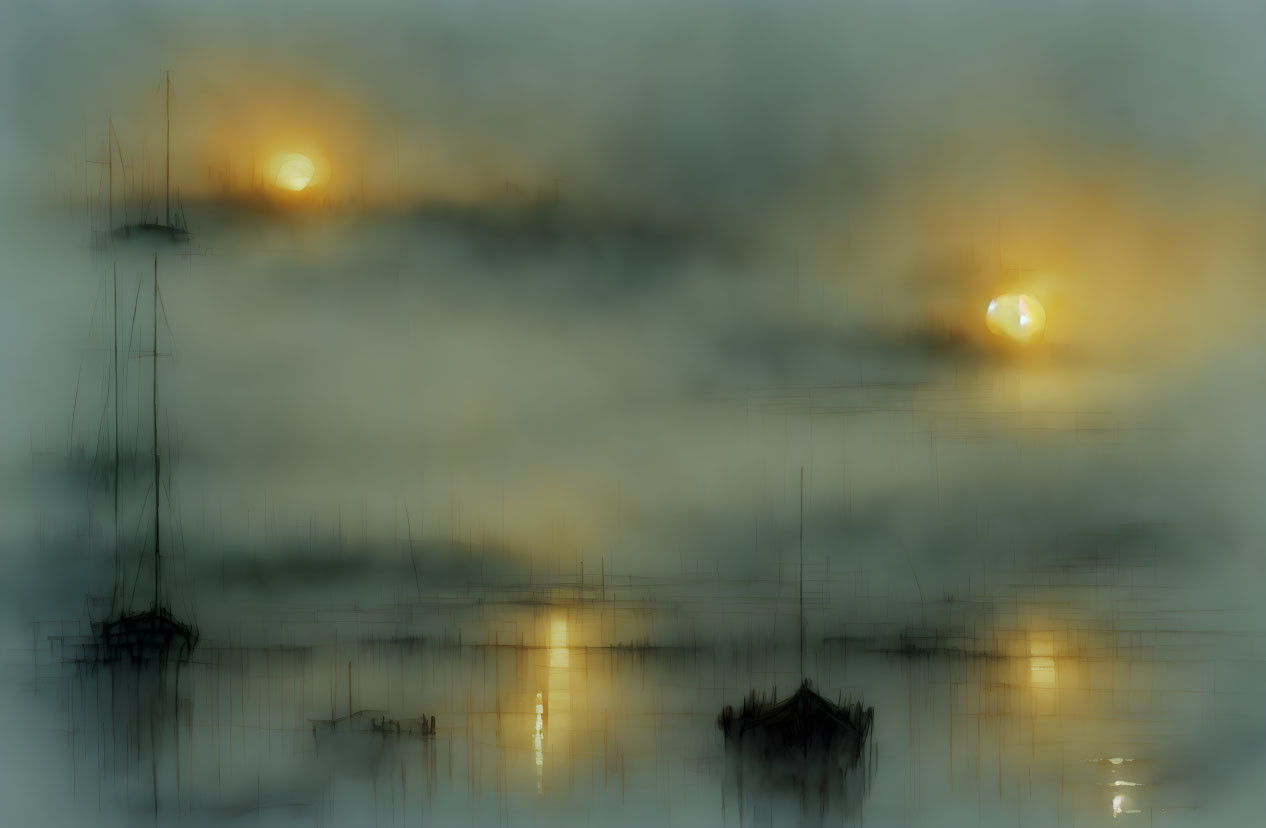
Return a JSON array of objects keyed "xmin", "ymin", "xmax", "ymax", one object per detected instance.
[{"xmin": 11, "ymin": 590, "xmax": 1263, "ymax": 828}]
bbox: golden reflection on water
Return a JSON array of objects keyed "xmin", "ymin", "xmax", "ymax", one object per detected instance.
[
  {"xmin": 533, "ymin": 691, "xmax": 544, "ymax": 793},
  {"xmin": 1028, "ymin": 631, "xmax": 1056, "ymax": 685},
  {"xmin": 534, "ymin": 614, "xmax": 573, "ymax": 795}
]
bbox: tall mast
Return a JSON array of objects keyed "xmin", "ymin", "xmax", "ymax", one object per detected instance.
[
  {"xmin": 799, "ymin": 466, "xmax": 805, "ymax": 682},
  {"xmin": 112, "ymin": 264, "xmax": 120, "ymax": 611},
  {"xmin": 153, "ymin": 254, "xmax": 161, "ymax": 608},
  {"xmin": 164, "ymin": 71, "xmax": 170, "ymax": 228},
  {"xmin": 107, "ymin": 118, "xmax": 113, "ymax": 233}
]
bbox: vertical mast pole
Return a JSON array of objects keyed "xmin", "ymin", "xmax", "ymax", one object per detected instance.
[
  {"xmin": 113, "ymin": 264, "xmax": 120, "ymax": 610},
  {"xmin": 153, "ymin": 254, "xmax": 161, "ymax": 607},
  {"xmin": 107, "ymin": 118, "xmax": 113, "ymax": 233},
  {"xmin": 164, "ymin": 71, "xmax": 170, "ymax": 227},
  {"xmin": 799, "ymin": 466, "xmax": 805, "ymax": 682}
]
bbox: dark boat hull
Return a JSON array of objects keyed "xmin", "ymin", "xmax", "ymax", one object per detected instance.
[
  {"xmin": 720, "ymin": 681, "xmax": 876, "ymax": 820},
  {"xmin": 719, "ymin": 681, "xmax": 873, "ymax": 767},
  {"xmin": 94, "ymin": 605, "xmax": 198, "ymax": 664},
  {"xmin": 110, "ymin": 223, "xmax": 189, "ymax": 244}
]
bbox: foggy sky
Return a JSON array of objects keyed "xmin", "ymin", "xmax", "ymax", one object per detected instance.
[{"xmin": 2, "ymin": 0, "xmax": 1266, "ymax": 643}]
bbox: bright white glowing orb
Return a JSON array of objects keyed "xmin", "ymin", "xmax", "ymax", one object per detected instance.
[
  {"xmin": 274, "ymin": 153, "xmax": 315, "ymax": 191},
  {"xmin": 986, "ymin": 293, "xmax": 1046, "ymax": 344}
]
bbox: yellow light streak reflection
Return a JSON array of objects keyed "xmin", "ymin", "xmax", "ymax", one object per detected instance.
[
  {"xmin": 533, "ymin": 691, "xmax": 544, "ymax": 794},
  {"xmin": 1029, "ymin": 633, "xmax": 1056, "ymax": 685},
  {"xmin": 534, "ymin": 615, "xmax": 572, "ymax": 796}
]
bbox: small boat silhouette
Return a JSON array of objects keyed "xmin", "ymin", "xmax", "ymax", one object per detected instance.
[
  {"xmin": 719, "ymin": 679, "xmax": 872, "ymax": 764},
  {"xmin": 718, "ymin": 469, "xmax": 874, "ymax": 768},
  {"xmin": 310, "ymin": 664, "xmax": 437, "ymax": 739},
  {"xmin": 310, "ymin": 709, "xmax": 437, "ymax": 738}
]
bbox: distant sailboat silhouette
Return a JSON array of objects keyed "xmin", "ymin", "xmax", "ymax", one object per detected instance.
[
  {"xmin": 310, "ymin": 662, "xmax": 437, "ymax": 739},
  {"xmin": 718, "ymin": 468, "xmax": 873, "ymax": 766},
  {"xmin": 95, "ymin": 254, "xmax": 197, "ymax": 664},
  {"xmin": 109, "ymin": 71, "xmax": 190, "ymax": 243}
]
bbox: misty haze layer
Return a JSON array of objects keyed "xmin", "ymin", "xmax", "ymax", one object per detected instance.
[{"xmin": 3, "ymin": 1, "xmax": 1266, "ymax": 825}]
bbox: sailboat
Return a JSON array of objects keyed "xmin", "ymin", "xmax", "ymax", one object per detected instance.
[
  {"xmin": 110, "ymin": 71, "xmax": 190, "ymax": 243},
  {"xmin": 94, "ymin": 254, "xmax": 198, "ymax": 664},
  {"xmin": 718, "ymin": 468, "xmax": 873, "ymax": 766},
  {"xmin": 311, "ymin": 663, "xmax": 437, "ymax": 741}
]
